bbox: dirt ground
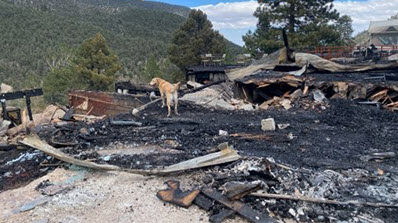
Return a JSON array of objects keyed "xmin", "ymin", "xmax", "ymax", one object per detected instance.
[{"xmin": 0, "ymin": 167, "xmax": 246, "ymax": 223}]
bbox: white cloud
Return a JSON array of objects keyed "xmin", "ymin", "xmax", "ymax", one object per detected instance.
[
  {"xmin": 194, "ymin": 0, "xmax": 398, "ymax": 34},
  {"xmin": 193, "ymin": 1, "xmax": 259, "ymax": 29},
  {"xmin": 334, "ymin": 0, "xmax": 398, "ymax": 34}
]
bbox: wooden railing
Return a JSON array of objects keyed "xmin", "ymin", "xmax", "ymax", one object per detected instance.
[
  {"xmin": 305, "ymin": 45, "xmax": 398, "ymax": 59},
  {"xmin": 374, "ymin": 45, "xmax": 398, "ymax": 57},
  {"xmin": 305, "ymin": 46, "xmax": 355, "ymax": 59}
]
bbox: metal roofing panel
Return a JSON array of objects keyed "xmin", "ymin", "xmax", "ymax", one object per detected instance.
[{"xmin": 369, "ymin": 19, "xmax": 398, "ymax": 34}]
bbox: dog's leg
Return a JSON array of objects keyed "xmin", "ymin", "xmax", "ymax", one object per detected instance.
[
  {"xmin": 167, "ymin": 96, "xmax": 172, "ymax": 117},
  {"xmin": 161, "ymin": 93, "xmax": 165, "ymax": 108},
  {"xmin": 174, "ymin": 94, "xmax": 179, "ymax": 115}
]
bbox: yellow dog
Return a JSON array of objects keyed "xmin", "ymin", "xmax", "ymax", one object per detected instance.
[{"xmin": 150, "ymin": 78, "xmax": 181, "ymax": 116}]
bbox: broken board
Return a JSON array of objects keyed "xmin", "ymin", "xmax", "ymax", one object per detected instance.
[{"xmin": 202, "ymin": 188, "xmax": 276, "ymax": 223}]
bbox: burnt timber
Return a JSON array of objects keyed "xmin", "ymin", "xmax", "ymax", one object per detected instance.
[
  {"xmin": 233, "ymin": 70, "xmax": 398, "ymax": 110},
  {"xmin": 0, "ymin": 88, "xmax": 43, "ymax": 122},
  {"xmin": 186, "ymin": 65, "xmax": 242, "ymax": 84},
  {"xmin": 68, "ymin": 90, "xmax": 150, "ymax": 117}
]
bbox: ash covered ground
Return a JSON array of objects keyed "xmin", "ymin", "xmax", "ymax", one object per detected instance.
[
  {"xmin": 78, "ymin": 99, "xmax": 398, "ymax": 172},
  {"xmin": 2, "ymin": 99, "xmax": 397, "ymax": 188},
  {"xmin": 1, "ymin": 98, "xmax": 398, "ymax": 222}
]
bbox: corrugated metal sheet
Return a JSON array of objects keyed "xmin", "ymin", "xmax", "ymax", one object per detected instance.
[
  {"xmin": 369, "ymin": 20, "xmax": 398, "ymax": 34},
  {"xmin": 69, "ymin": 90, "xmax": 150, "ymax": 117}
]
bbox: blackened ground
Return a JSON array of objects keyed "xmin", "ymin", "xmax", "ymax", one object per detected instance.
[
  {"xmin": 133, "ymin": 99, "xmax": 398, "ymax": 173},
  {"xmin": 34, "ymin": 99, "xmax": 398, "ymax": 173},
  {"xmin": 2, "ymin": 98, "xmax": 397, "ymax": 222},
  {"xmin": 0, "ymin": 149, "xmax": 57, "ymax": 191}
]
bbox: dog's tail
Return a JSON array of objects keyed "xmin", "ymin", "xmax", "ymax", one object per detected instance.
[{"xmin": 172, "ymin": 82, "xmax": 181, "ymax": 93}]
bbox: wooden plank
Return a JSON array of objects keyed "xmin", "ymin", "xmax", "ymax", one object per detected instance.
[
  {"xmin": 73, "ymin": 114, "xmax": 106, "ymax": 122},
  {"xmin": 163, "ymin": 148, "xmax": 241, "ymax": 173},
  {"xmin": 202, "ymin": 188, "xmax": 276, "ymax": 223},
  {"xmin": 257, "ymin": 83, "xmax": 270, "ymax": 88},
  {"xmin": 21, "ymin": 136, "xmax": 241, "ymax": 176},
  {"xmin": 132, "ymin": 98, "xmax": 162, "ymax": 116},
  {"xmin": 20, "ymin": 136, "xmax": 122, "ymax": 171},
  {"xmin": 369, "ymin": 89, "xmax": 388, "ymax": 101},
  {"xmin": 385, "ymin": 101, "xmax": 398, "ymax": 107}
]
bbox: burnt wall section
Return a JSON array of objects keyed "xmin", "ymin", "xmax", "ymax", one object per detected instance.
[{"xmin": 69, "ymin": 90, "xmax": 150, "ymax": 117}]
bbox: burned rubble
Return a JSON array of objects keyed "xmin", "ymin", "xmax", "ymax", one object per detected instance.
[
  {"xmin": 1, "ymin": 51, "xmax": 398, "ymax": 223},
  {"xmin": 3, "ymin": 96, "xmax": 398, "ymax": 222},
  {"xmin": 234, "ymin": 70, "xmax": 398, "ymax": 111}
]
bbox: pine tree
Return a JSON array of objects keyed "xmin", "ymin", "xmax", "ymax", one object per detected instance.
[
  {"xmin": 43, "ymin": 34, "xmax": 121, "ymax": 104},
  {"xmin": 244, "ymin": 0, "xmax": 353, "ymax": 55},
  {"xmin": 144, "ymin": 55, "xmax": 162, "ymax": 81},
  {"xmin": 336, "ymin": 15, "xmax": 354, "ymax": 45},
  {"xmin": 73, "ymin": 33, "xmax": 121, "ymax": 91},
  {"xmin": 159, "ymin": 58, "xmax": 184, "ymax": 82},
  {"xmin": 390, "ymin": 13, "xmax": 398, "ymax": 20},
  {"xmin": 168, "ymin": 9, "xmax": 226, "ymax": 70}
]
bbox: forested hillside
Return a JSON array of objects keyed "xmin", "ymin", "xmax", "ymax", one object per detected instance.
[
  {"xmin": 9, "ymin": 0, "xmax": 190, "ymax": 17},
  {"xmin": 0, "ymin": 0, "xmax": 242, "ymax": 90}
]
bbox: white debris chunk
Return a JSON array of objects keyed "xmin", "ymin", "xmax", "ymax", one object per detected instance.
[{"xmin": 261, "ymin": 118, "xmax": 276, "ymax": 131}]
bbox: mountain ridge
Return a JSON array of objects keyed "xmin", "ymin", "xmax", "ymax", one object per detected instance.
[
  {"xmin": 0, "ymin": 0, "xmax": 242, "ymax": 90},
  {"xmin": 6, "ymin": 0, "xmax": 191, "ymax": 17}
]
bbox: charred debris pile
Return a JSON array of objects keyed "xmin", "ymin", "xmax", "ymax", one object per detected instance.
[{"xmin": 1, "ymin": 50, "xmax": 398, "ymax": 222}]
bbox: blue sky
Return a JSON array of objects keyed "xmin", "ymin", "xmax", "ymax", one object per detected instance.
[{"xmin": 151, "ymin": 0, "xmax": 398, "ymax": 46}]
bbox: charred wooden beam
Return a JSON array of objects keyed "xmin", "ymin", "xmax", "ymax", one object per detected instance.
[
  {"xmin": 182, "ymin": 80, "xmax": 226, "ymax": 95},
  {"xmin": 0, "ymin": 89, "xmax": 43, "ymax": 101},
  {"xmin": 202, "ymin": 188, "xmax": 276, "ymax": 223},
  {"xmin": 210, "ymin": 208, "xmax": 236, "ymax": 223},
  {"xmin": 0, "ymin": 143, "xmax": 17, "ymax": 151},
  {"xmin": 156, "ymin": 180, "xmax": 200, "ymax": 208},
  {"xmin": 193, "ymin": 193, "xmax": 214, "ymax": 211},
  {"xmin": 0, "ymin": 89, "xmax": 43, "ymax": 121},
  {"xmin": 21, "ymin": 135, "xmax": 241, "ymax": 176}
]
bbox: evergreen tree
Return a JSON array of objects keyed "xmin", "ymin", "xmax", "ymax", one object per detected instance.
[
  {"xmin": 159, "ymin": 58, "xmax": 184, "ymax": 82},
  {"xmin": 390, "ymin": 13, "xmax": 398, "ymax": 20},
  {"xmin": 43, "ymin": 33, "xmax": 121, "ymax": 104},
  {"xmin": 244, "ymin": 0, "xmax": 353, "ymax": 56},
  {"xmin": 73, "ymin": 33, "xmax": 121, "ymax": 91},
  {"xmin": 43, "ymin": 67, "xmax": 80, "ymax": 104},
  {"xmin": 144, "ymin": 55, "xmax": 162, "ymax": 81},
  {"xmin": 336, "ymin": 15, "xmax": 354, "ymax": 45},
  {"xmin": 168, "ymin": 9, "xmax": 226, "ymax": 70}
]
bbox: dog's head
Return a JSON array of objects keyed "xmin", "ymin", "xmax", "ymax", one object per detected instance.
[{"xmin": 149, "ymin": 78, "xmax": 160, "ymax": 87}]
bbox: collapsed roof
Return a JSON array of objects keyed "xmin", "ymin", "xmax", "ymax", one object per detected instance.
[
  {"xmin": 368, "ymin": 19, "xmax": 398, "ymax": 34},
  {"xmin": 226, "ymin": 48, "xmax": 398, "ymax": 81}
]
